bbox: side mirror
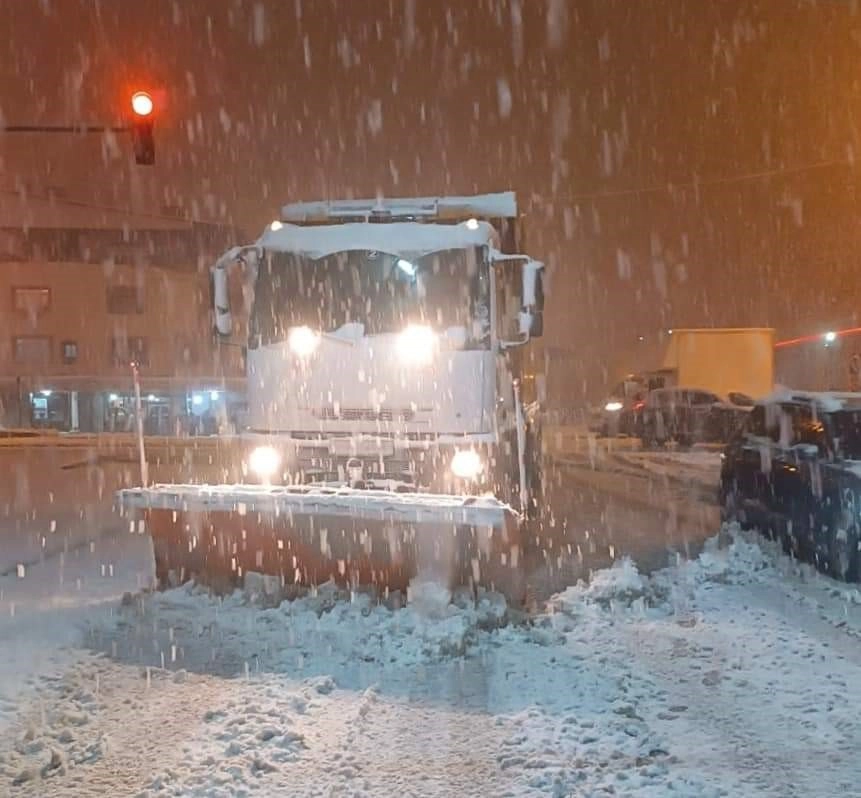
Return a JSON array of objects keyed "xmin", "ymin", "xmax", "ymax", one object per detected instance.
[
  {"xmin": 521, "ymin": 258, "xmax": 545, "ymax": 339},
  {"xmin": 518, "ymin": 311, "xmax": 532, "ymax": 336},
  {"xmin": 492, "ymin": 252, "xmax": 545, "ymax": 347},
  {"xmin": 518, "ymin": 309, "xmax": 543, "ymax": 337},
  {"xmin": 212, "ymin": 245, "xmax": 259, "ymax": 339}
]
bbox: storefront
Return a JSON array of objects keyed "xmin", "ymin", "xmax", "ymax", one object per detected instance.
[{"xmin": 0, "ymin": 378, "xmax": 246, "ymax": 435}]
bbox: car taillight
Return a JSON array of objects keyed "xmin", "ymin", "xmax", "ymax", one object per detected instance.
[{"xmin": 633, "ymin": 401, "xmax": 645, "ymax": 411}]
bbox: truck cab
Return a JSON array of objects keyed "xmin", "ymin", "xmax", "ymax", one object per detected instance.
[{"xmin": 212, "ymin": 193, "xmax": 544, "ymax": 511}]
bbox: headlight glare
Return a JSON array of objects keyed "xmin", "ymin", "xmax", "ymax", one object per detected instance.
[
  {"xmin": 248, "ymin": 445, "xmax": 281, "ymax": 479},
  {"xmin": 451, "ymin": 449, "xmax": 483, "ymax": 480},
  {"xmin": 397, "ymin": 324, "xmax": 437, "ymax": 365},
  {"xmin": 288, "ymin": 326, "xmax": 320, "ymax": 358},
  {"xmin": 604, "ymin": 401, "xmax": 624, "ymax": 412}
]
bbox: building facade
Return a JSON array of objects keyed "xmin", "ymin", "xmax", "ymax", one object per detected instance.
[{"xmin": 0, "ymin": 197, "xmax": 246, "ymax": 433}]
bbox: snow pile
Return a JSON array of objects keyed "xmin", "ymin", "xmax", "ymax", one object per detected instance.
[
  {"xmin": 575, "ymin": 556, "xmax": 651, "ymax": 606},
  {"xmin": 675, "ymin": 529, "xmax": 774, "ymax": 586},
  {"xmin": 95, "ymin": 530, "xmax": 782, "ymax": 685},
  {"xmin": 405, "ymin": 579, "xmax": 453, "ymax": 619},
  {"xmin": 551, "ymin": 530, "xmax": 778, "ymax": 623},
  {"xmin": 277, "ymin": 578, "xmax": 511, "ymax": 663},
  {"xmin": 100, "ymin": 577, "xmax": 514, "ymax": 679},
  {"xmin": 548, "ymin": 557, "xmax": 664, "ymax": 617}
]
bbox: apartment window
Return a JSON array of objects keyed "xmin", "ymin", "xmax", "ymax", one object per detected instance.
[
  {"xmin": 14, "ymin": 336, "xmax": 51, "ymax": 364},
  {"xmin": 61, "ymin": 340, "xmax": 78, "ymax": 364},
  {"xmin": 106, "ymin": 285, "xmax": 144, "ymax": 314},
  {"xmin": 13, "ymin": 287, "xmax": 51, "ymax": 316},
  {"xmin": 111, "ymin": 335, "xmax": 149, "ymax": 367},
  {"xmin": 26, "ymin": 229, "xmax": 81, "ymax": 262}
]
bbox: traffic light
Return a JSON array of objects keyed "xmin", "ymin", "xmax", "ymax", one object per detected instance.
[{"xmin": 130, "ymin": 91, "xmax": 155, "ymax": 165}]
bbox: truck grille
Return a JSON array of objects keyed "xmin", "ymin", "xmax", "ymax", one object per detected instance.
[
  {"xmin": 295, "ymin": 453, "xmax": 415, "ymax": 484},
  {"xmin": 312, "ymin": 407, "xmax": 416, "ymax": 423}
]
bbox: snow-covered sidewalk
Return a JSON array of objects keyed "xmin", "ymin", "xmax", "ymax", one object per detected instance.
[{"xmin": 2, "ymin": 529, "xmax": 861, "ymax": 796}]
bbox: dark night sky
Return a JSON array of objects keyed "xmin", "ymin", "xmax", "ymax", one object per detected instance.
[{"xmin": 2, "ymin": 0, "xmax": 861, "ymax": 397}]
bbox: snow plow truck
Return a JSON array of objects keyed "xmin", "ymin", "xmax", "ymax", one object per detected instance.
[{"xmin": 116, "ymin": 192, "xmax": 545, "ymax": 603}]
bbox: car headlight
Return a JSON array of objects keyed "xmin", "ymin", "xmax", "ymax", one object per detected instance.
[
  {"xmin": 248, "ymin": 445, "xmax": 281, "ymax": 479},
  {"xmin": 451, "ymin": 449, "xmax": 483, "ymax": 480},
  {"xmin": 288, "ymin": 326, "xmax": 320, "ymax": 358},
  {"xmin": 397, "ymin": 324, "xmax": 437, "ymax": 365},
  {"xmin": 604, "ymin": 401, "xmax": 624, "ymax": 412}
]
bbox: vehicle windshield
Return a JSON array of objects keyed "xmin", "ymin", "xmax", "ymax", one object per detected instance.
[
  {"xmin": 830, "ymin": 410, "xmax": 861, "ymax": 459},
  {"xmin": 249, "ymin": 246, "xmax": 490, "ymax": 348}
]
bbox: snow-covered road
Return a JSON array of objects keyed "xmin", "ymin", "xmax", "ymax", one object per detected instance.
[{"xmin": 2, "ymin": 524, "xmax": 861, "ymax": 796}]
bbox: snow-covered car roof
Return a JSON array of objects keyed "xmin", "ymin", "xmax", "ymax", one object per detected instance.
[
  {"xmin": 280, "ymin": 192, "xmax": 517, "ymax": 223},
  {"xmin": 646, "ymin": 387, "xmax": 755, "ymax": 409},
  {"xmin": 258, "ymin": 220, "xmax": 498, "ymax": 260},
  {"xmin": 760, "ymin": 388, "xmax": 861, "ymax": 412}
]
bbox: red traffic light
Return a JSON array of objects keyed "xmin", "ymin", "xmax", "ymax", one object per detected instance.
[
  {"xmin": 130, "ymin": 91, "xmax": 155, "ymax": 165},
  {"xmin": 131, "ymin": 91, "xmax": 154, "ymax": 117}
]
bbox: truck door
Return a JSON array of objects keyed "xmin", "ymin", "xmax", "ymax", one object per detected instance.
[{"xmin": 491, "ymin": 255, "xmax": 524, "ymax": 438}]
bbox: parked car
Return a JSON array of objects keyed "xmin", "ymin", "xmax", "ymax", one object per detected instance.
[
  {"xmin": 598, "ymin": 376, "xmax": 648, "ymax": 437},
  {"xmin": 640, "ymin": 387, "xmax": 753, "ymax": 447},
  {"xmin": 719, "ymin": 391, "xmax": 861, "ymax": 580},
  {"xmin": 598, "ymin": 371, "xmax": 673, "ymax": 437}
]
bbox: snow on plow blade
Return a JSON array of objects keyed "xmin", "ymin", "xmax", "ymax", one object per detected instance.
[{"xmin": 117, "ymin": 484, "xmax": 526, "ymax": 603}]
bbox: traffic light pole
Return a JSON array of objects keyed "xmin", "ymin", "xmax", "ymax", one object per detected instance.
[
  {"xmin": 3, "ymin": 91, "xmax": 157, "ymax": 164},
  {"xmin": 2, "ymin": 125, "xmax": 129, "ymax": 133},
  {"xmin": 3, "ymin": 122, "xmax": 153, "ymax": 164}
]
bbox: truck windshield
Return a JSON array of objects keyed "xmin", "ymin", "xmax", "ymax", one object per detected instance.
[{"xmin": 249, "ymin": 247, "xmax": 490, "ymax": 348}]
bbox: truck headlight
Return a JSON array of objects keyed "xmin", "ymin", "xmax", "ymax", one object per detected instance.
[
  {"xmin": 288, "ymin": 326, "xmax": 320, "ymax": 358},
  {"xmin": 398, "ymin": 324, "xmax": 436, "ymax": 365},
  {"xmin": 248, "ymin": 445, "xmax": 281, "ymax": 479},
  {"xmin": 451, "ymin": 449, "xmax": 483, "ymax": 480},
  {"xmin": 604, "ymin": 401, "xmax": 623, "ymax": 412}
]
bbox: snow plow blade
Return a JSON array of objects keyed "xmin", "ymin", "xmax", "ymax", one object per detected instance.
[{"xmin": 116, "ymin": 484, "xmax": 526, "ymax": 604}]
